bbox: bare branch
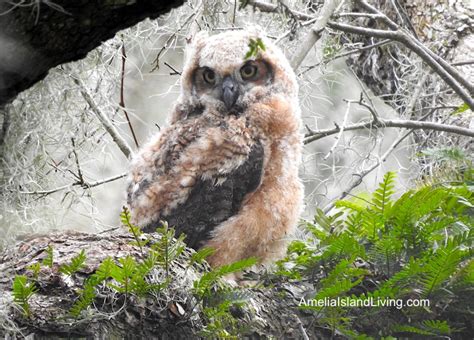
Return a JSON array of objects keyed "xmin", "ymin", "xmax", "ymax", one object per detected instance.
[
  {"xmin": 323, "ymin": 127, "xmax": 414, "ymax": 213},
  {"xmin": 304, "ymin": 118, "xmax": 474, "ymax": 145},
  {"xmin": 164, "ymin": 62, "xmax": 182, "ymax": 75},
  {"xmin": 354, "ymin": 0, "xmax": 473, "ymax": 95},
  {"xmin": 323, "ymin": 100, "xmax": 351, "ymax": 160},
  {"xmin": 74, "ymin": 78, "xmax": 133, "ymax": 158},
  {"xmin": 452, "ymin": 60, "xmax": 474, "ymax": 67},
  {"xmin": 326, "ymin": 22, "xmax": 474, "ymax": 110},
  {"xmin": 298, "ymin": 39, "xmax": 392, "ymax": 76},
  {"xmin": 249, "ymin": 0, "xmax": 474, "ymax": 109},
  {"xmin": 247, "ymin": 0, "xmax": 311, "ymax": 21},
  {"xmin": 150, "ymin": 9, "xmax": 197, "ymax": 72},
  {"xmin": 290, "ymin": 0, "xmax": 342, "ymax": 69},
  {"xmin": 19, "ymin": 173, "xmax": 127, "ymax": 196},
  {"xmin": 120, "ymin": 41, "xmax": 140, "ymax": 149},
  {"xmin": 70, "ymin": 138, "xmax": 84, "ymax": 184}
]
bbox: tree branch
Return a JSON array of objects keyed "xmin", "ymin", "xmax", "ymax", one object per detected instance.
[
  {"xmin": 326, "ymin": 21, "xmax": 474, "ymax": 110},
  {"xmin": 298, "ymin": 39, "xmax": 392, "ymax": 76},
  {"xmin": 290, "ymin": 0, "xmax": 342, "ymax": 69},
  {"xmin": 0, "ymin": 0, "xmax": 185, "ymax": 107},
  {"xmin": 247, "ymin": 0, "xmax": 311, "ymax": 21},
  {"xmin": 323, "ymin": 127, "xmax": 414, "ymax": 213},
  {"xmin": 323, "ymin": 100, "xmax": 351, "ymax": 160},
  {"xmin": 19, "ymin": 173, "xmax": 127, "ymax": 196},
  {"xmin": 248, "ymin": 0, "xmax": 474, "ymax": 109},
  {"xmin": 303, "ymin": 118, "xmax": 474, "ymax": 145},
  {"xmin": 74, "ymin": 78, "xmax": 133, "ymax": 158},
  {"xmin": 353, "ymin": 0, "xmax": 473, "ymax": 95}
]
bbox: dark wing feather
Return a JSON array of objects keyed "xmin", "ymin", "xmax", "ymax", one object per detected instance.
[{"xmin": 142, "ymin": 142, "xmax": 264, "ymax": 250}]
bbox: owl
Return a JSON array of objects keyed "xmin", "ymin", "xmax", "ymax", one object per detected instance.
[{"xmin": 126, "ymin": 30, "xmax": 303, "ymax": 268}]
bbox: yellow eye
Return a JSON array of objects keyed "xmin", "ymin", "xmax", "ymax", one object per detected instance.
[
  {"xmin": 202, "ymin": 69, "xmax": 216, "ymax": 84},
  {"xmin": 240, "ymin": 64, "xmax": 258, "ymax": 80}
]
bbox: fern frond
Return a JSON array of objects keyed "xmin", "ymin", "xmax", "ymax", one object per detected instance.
[
  {"xmin": 12, "ymin": 275, "xmax": 37, "ymax": 317},
  {"xmin": 393, "ymin": 320, "xmax": 453, "ymax": 336},
  {"xmin": 42, "ymin": 245, "xmax": 54, "ymax": 268},
  {"xmin": 420, "ymin": 246, "xmax": 463, "ymax": 297},
  {"xmin": 70, "ymin": 277, "xmax": 97, "ymax": 318},
  {"xmin": 380, "ymin": 257, "xmax": 423, "ymax": 296},
  {"xmin": 59, "ymin": 249, "xmax": 87, "ymax": 276},
  {"xmin": 370, "ymin": 235, "xmax": 403, "ymax": 276},
  {"xmin": 190, "ymin": 247, "xmax": 215, "ymax": 265},
  {"xmin": 314, "ymin": 277, "xmax": 362, "ymax": 300},
  {"xmin": 193, "ymin": 257, "xmax": 257, "ymax": 299},
  {"xmin": 313, "ymin": 208, "xmax": 344, "ymax": 233},
  {"xmin": 372, "ymin": 171, "xmax": 396, "ymax": 218},
  {"xmin": 322, "ymin": 233, "xmax": 365, "ymax": 260},
  {"xmin": 121, "ymin": 206, "xmax": 148, "ymax": 254}
]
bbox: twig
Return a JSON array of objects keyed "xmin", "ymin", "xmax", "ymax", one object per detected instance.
[
  {"xmin": 19, "ymin": 173, "xmax": 127, "ymax": 196},
  {"xmin": 303, "ymin": 118, "xmax": 474, "ymax": 145},
  {"xmin": 404, "ymin": 70, "xmax": 429, "ymax": 116},
  {"xmin": 452, "ymin": 60, "xmax": 474, "ymax": 67},
  {"xmin": 350, "ymin": 70, "xmax": 380, "ymax": 123},
  {"xmin": 290, "ymin": 0, "xmax": 342, "ymax": 69},
  {"xmin": 70, "ymin": 138, "xmax": 84, "ymax": 184},
  {"xmin": 163, "ymin": 62, "xmax": 182, "ymax": 75},
  {"xmin": 74, "ymin": 78, "xmax": 133, "ymax": 158},
  {"xmin": 298, "ymin": 39, "xmax": 392, "ymax": 76},
  {"xmin": 247, "ymin": 0, "xmax": 311, "ymax": 21},
  {"xmin": 323, "ymin": 100, "xmax": 351, "ymax": 160},
  {"xmin": 187, "ymin": 0, "xmax": 205, "ymax": 41},
  {"xmin": 323, "ymin": 128, "xmax": 414, "ymax": 213},
  {"xmin": 120, "ymin": 41, "xmax": 140, "ymax": 149},
  {"xmin": 337, "ymin": 12, "xmax": 385, "ymax": 19},
  {"xmin": 151, "ymin": 10, "xmax": 197, "ymax": 72},
  {"xmin": 232, "ymin": 0, "xmax": 237, "ymax": 25}
]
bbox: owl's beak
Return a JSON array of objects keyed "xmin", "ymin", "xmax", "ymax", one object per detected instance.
[{"xmin": 221, "ymin": 76, "xmax": 239, "ymax": 110}]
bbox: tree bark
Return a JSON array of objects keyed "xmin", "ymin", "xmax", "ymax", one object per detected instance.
[
  {"xmin": 0, "ymin": 230, "xmax": 326, "ymax": 339},
  {"xmin": 0, "ymin": 0, "xmax": 184, "ymax": 108}
]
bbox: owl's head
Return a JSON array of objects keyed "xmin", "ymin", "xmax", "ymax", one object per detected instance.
[{"xmin": 171, "ymin": 29, "xmax": 298, "ymax": 123}]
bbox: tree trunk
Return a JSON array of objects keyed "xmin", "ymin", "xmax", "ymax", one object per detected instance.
[{"xmin": 0, "ymin": 0, "xmax": 184, "ymax": 108}]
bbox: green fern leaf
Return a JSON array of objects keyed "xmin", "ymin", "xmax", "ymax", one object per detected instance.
[
  {"xmin": 193, "ymin": 257, "xmax": 257, "ymax": 299},
  {"xmin": 59, "ymin": 249, "xmax": 87, "ymax": 276},
  {"xmin": 12, "ymin": 275, "xmax": 37, "ymax": 317},
  {"xmin": 420, "ymin": 246, "xmax": 463, "ymax": 297},
  {"xmin": 42, "ymin": 245, "xmax": 54, "ymax": 268},
  {"xmin": 372, "ymin": 171, "xmax": 396, "ymax": 218},
  {"xmin": 190, "ymin": 247, "xmax": 215, "ymax": 265},
  {"xmin": 393, "ymin": 320, "xmax": 453, "ymax": 336},
  {"xmin": 70, "ymin": 277, "xmax": 97, "ymax": 317}
]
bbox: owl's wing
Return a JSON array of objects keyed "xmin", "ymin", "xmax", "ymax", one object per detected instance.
[{"xmin": 142, "ymin": 141, "xmax": 264, "ymax": 249}]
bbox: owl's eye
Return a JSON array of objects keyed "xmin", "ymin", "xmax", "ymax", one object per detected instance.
[
  {"xmin": 202, "ymin": 69, "xmax": 216, "ymax": 85},
  {"xmin": 240, "ymin": 64, "xmax": 258, "ymax": 80}
]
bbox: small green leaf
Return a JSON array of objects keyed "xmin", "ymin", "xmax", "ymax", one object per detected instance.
[
  {"xmin": 27, "ymin": 262, "xmax": 41, "ymax": 279},
  {"xmin": 451, "ymin": 102, "xmax": 469, "ymax": 115},
  {"xmin": 244, "ymin": 38, "xmax": 266, "ymax": 60}
]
